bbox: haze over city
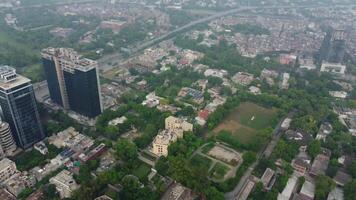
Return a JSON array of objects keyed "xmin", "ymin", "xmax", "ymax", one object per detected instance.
[{"xmin": 0, "ymin": 0, "xmax": 355, "ymax": 200}]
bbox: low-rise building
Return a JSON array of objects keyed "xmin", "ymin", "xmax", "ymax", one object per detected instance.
[
  {"xmin": 310, "ymin": 153, "xmax": 330, "ymax": 176},
  {"xmin": 260, "ymin": 168, "xmax": 275, "ymax": 190},
  {"xmin": 329, "ymin": 91, "xmax": 348, "ymax": 98},
  {"xmin": 299, "ymin": 181, "xmax": 315, "ymax": 200},
  {"xmin": 108, "ymin": 116, "xmax": 127, "ymax": 126},
  {"xmin": 327, "ymin": 187, "xmax": 344, "ymax": 200},
  {"xmin": 161, "ymin": 182, "xmax": 197, "ymax": 200},
  {"xmin": 165, "ymin": 116, "xmax": 193, "ymax": 132},
  {"xmin": 320, "ymin": 62, "xmax": 346, "ymax": 75},
  {"xmin": 333, "ymin": 170, "xmax": 351, "ymax": 187},
  {"xmin": 151, "ymin": 129, "xmax": 183, "ymax": 157},
  {"xmin": 280, "ymin": 73, "xmax": 290, "ymax": 90},
  {"xmin": 249, "ymin": 86, "xmax": 261, "ymax": 95},
  {"xmin": 0, "ymin": 189, "xmax": 15, "ymax": 200},
  {"xmin": 34, "ymin": 141, "xmax": 48, "ymax": 155},
  {"xmin": 278, "ymin": 173, "xmax": 299, "ymax": 200},
  {"xmin": 49, "ymin": 170, "xmax": 79, "ymax": 199},
  {"xmin": 0, "ymin": 158, "xmax": 17, "ymax": 182},
  {"xmin": 315, "ymin": 123, "xmax": 332, "ymax": 141},
  {"xmin": 232, "ymin": 72, "xmax": 254, "ymax": 86}
]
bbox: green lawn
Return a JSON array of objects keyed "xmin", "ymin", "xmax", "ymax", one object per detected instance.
[
  {"xmin": 213, "ymin": 102, "xmax": 278, "ymax": 145},
  {"xmin": 132, "ymin": 162, "xmax": 151, "ymax": 181},
  {"xmin": 235, "ymin": 102, "xmax": 278, "ymax": 129},
  {"xmin": 210, "ymin": 163, "xmax": 230, "ymax": 180}
]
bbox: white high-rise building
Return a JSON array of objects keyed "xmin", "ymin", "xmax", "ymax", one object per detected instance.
[{"xmin": 0, "ymin": 121, "xmax": 16, "ymax": 157}]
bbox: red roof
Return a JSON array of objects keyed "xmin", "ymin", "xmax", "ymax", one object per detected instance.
[{"xmin": 198, "ymin": 110, "xmax": 210, "ymax": 120}]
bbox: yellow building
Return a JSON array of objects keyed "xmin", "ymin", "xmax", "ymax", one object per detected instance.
[{"xmin": 165, "ymin": 116, "xmax": 193, "ymax": 132}]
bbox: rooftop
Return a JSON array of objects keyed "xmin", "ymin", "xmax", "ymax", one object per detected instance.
[
  {"xmin": 41, "ymin": 47, "xmax": 97, "ymax": 72},
  {"xmin": 0, "ymin": 158, "xmax": 15, "ymax": 170},
  {"xmin": 0, "ymin": 65, "xmax": 30, "ymax": 90}
]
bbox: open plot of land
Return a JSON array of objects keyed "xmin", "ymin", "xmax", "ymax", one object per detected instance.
[
  {"xmin": 208, "ymin": 144, "xmax": 242, "ymax": 166},
  {"xmin": 190, "ymin": 143, "xmax": 243, "ymax": 182},
  {"xmin": 212, "ymin": 102, "xmax": 278, "ymax": 144}
]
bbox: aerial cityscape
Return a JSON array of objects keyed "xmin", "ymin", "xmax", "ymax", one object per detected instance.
[{"xmin": 0, "ymin": 0, "xmax": 355, "ymax": 200}]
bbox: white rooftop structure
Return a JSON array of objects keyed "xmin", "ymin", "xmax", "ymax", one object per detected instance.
[
  {"xmin": 320, "ymin": 62, "xmax": 346, "ymax": 75},
  {"xmin": 300, "ymin": 181, "xmax": 315, "ymax": 199},
  {"xmin": 278, "ymin": 173, "xmax": 299, "ymax": 200}
]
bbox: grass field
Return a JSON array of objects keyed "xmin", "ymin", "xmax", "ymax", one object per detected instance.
[{"xmin": 213, "ymin": 102, "xmax": 278, "ymax": 144}]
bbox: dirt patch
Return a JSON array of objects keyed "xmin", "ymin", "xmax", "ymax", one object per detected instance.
[{"xmin": 208, "ymin": 145, "xmax": 242, "ymax": 166}]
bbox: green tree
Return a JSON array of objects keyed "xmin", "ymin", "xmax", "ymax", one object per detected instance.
[
  {"xmin": 348, "ymin": 161, "xmax": 356, "ymax": 178},
  {"xmin": 315, "ymin": 175, "xmax": 336, "ymax": 200},
  {"xmin": 116, "ymin": 139, "xmax": 138, "ymax": 162},
  {"xmin": 344, "ymin": 179, "xmax": 356, "ymax": 200},
  {"xmin": 308, "ymin": 140, "xmax": 321, "ymax": 159}
]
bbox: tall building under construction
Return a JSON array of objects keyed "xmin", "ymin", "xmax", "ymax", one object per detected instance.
[{"xmin": 41, "ymin": 48, "xmax": 102, "ymax": 118}]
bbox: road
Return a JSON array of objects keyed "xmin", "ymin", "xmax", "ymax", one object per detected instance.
[{"xmin": 224, "ymin": 111, "xmax": 296, "ymax": 200}]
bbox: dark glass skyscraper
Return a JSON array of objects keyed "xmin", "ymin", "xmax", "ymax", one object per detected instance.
[
  {"xmin": 0, "ymin": 65, "xmax": 44, "ymax": 149},
  {"xmin": 41, "ymin": 48, "xmax": 102, "ymax": 118}
]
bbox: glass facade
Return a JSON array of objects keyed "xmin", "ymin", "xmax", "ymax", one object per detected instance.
[
  {"xmin": 0, "ymin": 82, "xmax": 44, "ymax": 149},
  {"xmin": 42, "ymin": 58, "xmax": 63, "ymax": 106},
  {"xmin": 63, "ymin": 68, "xmax": 102, "ymax": 118}
]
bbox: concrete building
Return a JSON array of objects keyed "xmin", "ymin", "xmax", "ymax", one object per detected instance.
[
  {"xmin": 280, "ymin": 73, "xmax": 290, "ymax": 90},
  {"xmin": 41, "ymin": 48, "xmax": 103, "ymax": 118},
  {"xmin": 165, "ymin": 116, "xmax": 193, "ymax": 132},
  {"xmin": 49, "ymin": 170, "xmax": 79, "ymax": 199},
  {"xmin": 0, "ymin": 189, "xmax": 15, "ymax": 200},
  {"xmin": 0, "ymin": 121, "xmax": 16, "ymax": 157},
  {"xmin": 299, "ymin": 181, "xmax": 315, "ymax": 200},
  {"xmin": 260, "ymin": 168, "xmax": 275, "ymax": 190},
  {"xmin": 0, "ymin": 158, "xmax": 17, "ymax": 182},
  {"xmin": 0, "ymin": 65, "xmax": 44, "ymax": 149},
  {"xmin": 278, "ymin": 173, "xmax": 299, "ymax": 200},
  {"xmin": 33, "ymin": 141, "xmax": 48, "ymax": 155},
  {"xmin": 320, "ymin": 62, "xmax": 346, "ymax": 75},
  {"xmin": 310, "ymin": 153, "xmax": 330, "ymax": 176},
  {"xmin": 151, "ymin": 129, "xmax": 183, "ymax": 157},
  {"xmin": 327, "ymin": 187, "xmax": 344, "ymax": 200},
  {"xmin": 161, "ymin": 182, "xmax": 197, "ymax": 200}
]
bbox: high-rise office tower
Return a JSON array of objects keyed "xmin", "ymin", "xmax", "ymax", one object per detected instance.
[
  {"xmin": 41, "ymin": 48, "xmax": 103, "ymax": 118},
  {"xmin": 0, "ymin": 65, "xmax": 44, "ymax": 149},
  {"xmin": 0, "ymin": 121, "xmax": 17, "ymax": 156}
]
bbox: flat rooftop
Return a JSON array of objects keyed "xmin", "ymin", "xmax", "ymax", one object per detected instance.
[{"xmin": 41, "ymin": 47, "xmax": 97, "ymax": 72}]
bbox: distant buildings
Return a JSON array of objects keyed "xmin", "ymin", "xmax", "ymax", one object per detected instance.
[
  {"xmin": 49, "ymin": 170, "xmax": 79, "ymax": 199},
  {"xmin": 320, "ymin": 62, "xmax": 346, "ymax": 75},
  {"xmin": 280, "ymin": 73, "xmax": 290, "ymax": 90},
  {"xmin": 0, "ymin": 65, "xmax": 44, "ymax": 149},
  {"xmin": 232, "ymin": 72, "xmax": 254, "ymax": 86},
  {"xmin": 41, "ymin": 48, "xmax": 103, "ymax": 118}
]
